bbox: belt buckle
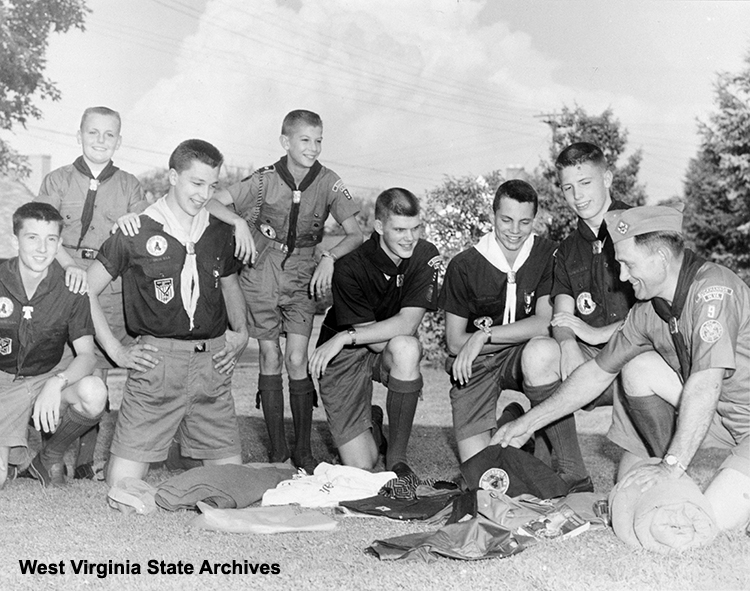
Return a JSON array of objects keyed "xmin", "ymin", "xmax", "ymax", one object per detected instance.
[
  {"xmin": 193, "ymin": 342, "xmax": 207, "ymax": 353},
  {"xmin": 81, "ymin": 248, "xmax": 96, "ymax": 260}
]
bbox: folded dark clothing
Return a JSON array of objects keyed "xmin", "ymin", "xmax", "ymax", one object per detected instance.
[
  {"xmin": 367, "ymin": 515, "xmax": 527, "ymax": 562},
  {"xmin": 155, "ymin": 464, "xmax": 297, "ymax": 511},
  {"xmin": 460, "ymin": 445, "xmax": 569, "ymax": 499},
  {"xmin": 340, "ymin": 488, "xmax": 460, "ymax": 521}
]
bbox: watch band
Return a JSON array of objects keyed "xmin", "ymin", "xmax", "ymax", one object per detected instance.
[
  {"xmin": 54, "ymin": 373, "xmax": 69, "ymax": 389},
  {"xmin": 347, "ymin": 327, "xmax": 357, "ymax": 346},
  {"xmin": 321, "ymin": 250, "xmax": 338, "ymax": 262}
]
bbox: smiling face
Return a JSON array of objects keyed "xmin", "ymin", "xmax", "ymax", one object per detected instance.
[
  {"xmin": 280, "ymin": 123, "xmax": 323, "ymax": 175},
  {"xmin": 77, "ymin": 113, "xmax": 122, "ymax": 169},
  {"xmin": 559, "ymin": 161, "xmax": 613, "ymax": 229},
  {"xmin": 13, "ymin": 219, "xmax": 62, "ymax": 276},
  {"xmin": 168, "ymin": 160, "xmax": 221, "ymax": 218},
  {"xmin": 493, "ymin": 196, "xmax": 535, "ymax": 259},
  {"xmin": 615, "ymin": 237, "xmax": 668, "ymax": 301},
  {"xmin": 375, "ymin": 214, "xmax": 422, "ymax": 265}
]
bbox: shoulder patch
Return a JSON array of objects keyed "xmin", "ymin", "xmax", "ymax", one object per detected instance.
[
  {"xmin": 696, "ymin": 285, "xmax": 734, "ymax": 303},
  {"xmin": 699, "ymin": 320, "xmax": 723, "ymax": 343},
  {"xmin": 332, "ymin": 179, "xmax": 353, "ymax": 200},
  {"xmin": 241, "ymin": 165, "xmax": 274, "ymax": 183},
  {"xmin": 427, "ymin": 255, "xmax": 443, "ymax": 271},
  {"xmin": 576, "ymin": 292, "xmax": 596, "ymax": 315},
  {"xmin": 0, "ymin": 297, "xmax": 13, "ymax": 318}
]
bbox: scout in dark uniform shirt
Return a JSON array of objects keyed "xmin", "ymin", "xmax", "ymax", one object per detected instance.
[
  {"xmin": 35, "ymin": 106, "xmax": 146, "ymax": 479},
  {"xmin": 206, "ymin": 110, "xmax": 363, "ymax": 473},
  {"xmin": 309, "ymin": 188, "xmax": 440, "ymax": 473},
  {"xmin": 520, "ymin": 142, "xmax": 637, "ymax": 489},
  {"xmin": 0, "ymin": 203, "xmax": 107, "ymax": 488},
  {"xmin": 495, "ymin": 205, "xmax": 750, "ymax": 534},
  {"xmin": 439, "ymin": 180, "xmax": 556, "ymax": 463},
  {"xmin": 86, "ymin": 140, "xmax": 249, "ymax": 488}
]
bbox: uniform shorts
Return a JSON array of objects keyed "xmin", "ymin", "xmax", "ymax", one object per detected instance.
[
  {"xmin": 240, "ymin": 240, "xmax": 318, "ymax": 341},
  {"xmin": 446, "ymin": 344, "xmax": 525, "ymax": 442},
  {"xmin": 0, "ymin": 361, "xmax": 67, "ymax": 450},
  {"xmin": 318, "ymin": 346, "xmax": 393, "ymax": 447},
  {"xmin": 608, "ymin": 392, "xmax": 750, "ymax": 478},
  {"xmin": 110, "ymin": 334, "xmax": 241, "ymax": 463}
]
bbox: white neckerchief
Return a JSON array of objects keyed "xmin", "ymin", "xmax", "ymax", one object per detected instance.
[
  {"xmin": 474, "ymin": 232, "xmax": 536, "ymax": 325},
  {"xmin": 144, "ymin": 196, "xmax": 210, "ymax": 330}
]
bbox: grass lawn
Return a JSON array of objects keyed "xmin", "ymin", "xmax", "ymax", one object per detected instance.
[{"xmin": 1, "ymin": 353, "xmax": 748, "ymax": 591}]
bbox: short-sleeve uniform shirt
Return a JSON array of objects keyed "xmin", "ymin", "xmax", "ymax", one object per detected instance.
[
  {"xmin": 597, "ymin": 261, "xmax": 750, "ymax": 443},
  {"xmin": 439, "ymin": 236, "xmax": 556, "ymax": 331},
  {"xmin": 96, "ymin": 215, "xmax": 241, "ymax": 340},
  {"xmin": 318, "ymin": 235, "xmax": 441, "ymax": 343},
  {"xmin": 228, "ymin": 163, "xmax": 359, "ymax": 248},
  {"xmin": 552, "ymin": 200, "xmax": 635, "ymax": 328},
  {"xmin": 0, "ymin": 258, "xmax": 94, "ymax": 377}
]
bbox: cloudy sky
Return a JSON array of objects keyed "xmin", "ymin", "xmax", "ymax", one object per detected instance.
[{"xmin": 7, "ymin": 0, "xmax": 750, "ymax": 202}]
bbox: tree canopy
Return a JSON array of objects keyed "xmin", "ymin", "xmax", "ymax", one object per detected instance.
[{"xmin": 0, "ymin": 0, "xmax": 89, "ymax": 176}]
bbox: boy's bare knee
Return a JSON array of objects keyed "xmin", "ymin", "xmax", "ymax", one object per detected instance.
[
  {"xmin": 76, "ymin": 376, "xmax": 108, "ymax": 416},
  {"xmin": 385, "ymin": 335, "xmax": 421, "ymax": 373},
  {"xmin": 522, "ymin": 337, "xmax": 561, "ymax": 383}
]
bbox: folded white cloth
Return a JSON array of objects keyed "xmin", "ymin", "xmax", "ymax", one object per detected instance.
[{"xmin": 190, "ymin": 502, "xmax": 337, "ymax": 534}]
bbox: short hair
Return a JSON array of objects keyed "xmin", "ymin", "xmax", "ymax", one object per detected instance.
[
  {"xmin": 13, "ymin": 202, "xmax": 64, "ymax": 235},
  {"xmin": 281, "ymin": 110, "xmax": 323, "ymax": 135},
  {"xmin": 168, "ymin": 139, "xmax": 224, "ymax": 173},
  {"xmin": 80, "ymin": 106, "xmax": 122, "ymax": 134},
  {"xmin": 375, "ymin": 187, "xmax": 420, "ymax": 221},
  {"xmin": 555, "ymin": 142, "xmax": 607, "ymax": 171},
  {"xmin": 493, "ymin": 179, "xmax": 538, "ymax": 216},
  {"xmin": 633, "ymin": 231, "xmax": 685, "ymax": 257}
]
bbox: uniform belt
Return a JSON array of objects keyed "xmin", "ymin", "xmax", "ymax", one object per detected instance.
[
  {"xmin": 140, "ymin": 334, "xmax": 226, "ymax": 353},
  {"xmin": 64, "ymin": 245, "xmax": 98, "ymax": 259},
  {"xmin": 263, "ymin": 240, "xmax": 316, "ymax": 255}
]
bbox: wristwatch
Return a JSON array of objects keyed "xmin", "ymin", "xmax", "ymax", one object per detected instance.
[
  {"xmin": 54, "ymin": 373, "xmax": 69, "ymax": 389},
  {"xmin": 321, "ymin": 250, "xmax": 338, "ymax": 262},
  {"xmin": 347, "ymin": 327, "xmax": 357, "ymax": 346},
  {"xmin": 663, "ymin": 453, "xmax": 687, "ymax": 473}
]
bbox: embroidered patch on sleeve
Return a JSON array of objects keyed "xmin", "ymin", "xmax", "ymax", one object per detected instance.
[
  {"xmin": 699, "ymin": 320, "xmax": 723, "ymax": 343},
  {"xmin": 576, "ymin": 292, "xmax": 596, "ymax": 315},
  {"xmin": 332, "ymin": 179, "xmax": 353, "ymax": 199},
  {"xmin": 696, "ymin": 286, "xmax": 733, "ymax": 303}
]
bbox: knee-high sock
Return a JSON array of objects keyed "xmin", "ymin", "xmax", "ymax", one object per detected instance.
[
  {"xmin": 289, "ymin": 376, "xmax": 316, "ymax": 464},
  {"xmin": 257, "ymin": 374, "xmax": 289, "ymax": 463},
  {"xmin": 75, "ymin": 424, "xmax": 100, "ymax": 467},
  {"xmin": 622, "ymin": 394, "xmax": 676, "ymax": 458},
  {"xmin": 42, "ymin": 406, "xmax": 104, "ymax": 465},
  {"xmin": 385, "ymin": 376, "xmax": 422, "ymax": 470},
  {"xmin": 525, "ymin": 381, "xmax": 588, "ymax": 481}
]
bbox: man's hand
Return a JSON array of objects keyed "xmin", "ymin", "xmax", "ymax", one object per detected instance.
[
  {"xmin": 309, "ymin": 332, "xmax": 348, "ymax": 379},
  {"xmin": 32, "ymin": 379, "xmax": 64, "ymax": 433},
  {"xmin": 619, "ymin": 461, "xmax": 677, "ymax": 493},
  {"xmin": 112, "ymin": 212, "xmax": 141, "ymax": 237},
  {"xmin": 489, "ymin": 416, "xmax": 534, "ymax": 449},
  {"xmin": 213, "ymin": 329, "xmax": 248, "ymax": 374},
  {"xmin": 559, "ymin": 340, "xmax": 586, "ymax": 381},
  {"xmin": 232, "ymin": 219, "xmax": 256, "ymax": 265},
  {"xmin": 451, "ymin": 331, "xmax": 486, "ymax": 386},
  {"xmin": 309, "ymin": 256, "xmax": 334, "ymax": 299},
  {"xmin": 552, "ymin": 312, "xmax": 606, "ymax": 345},
  {"xmin": 111, "ymin": 339, "xmax": 160, "ymax": 372},
  {"xmin": 64, "ymin": 265, "xmax": 88, "ymax": 295}
]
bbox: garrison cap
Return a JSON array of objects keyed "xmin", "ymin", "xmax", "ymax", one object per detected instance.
[{"xmin": 605, "ymin": 205, "xmax": 683, "ymax": 244}]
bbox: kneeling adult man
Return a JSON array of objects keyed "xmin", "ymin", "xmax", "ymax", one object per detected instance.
[
  {"xmin": 309, "ymin": 188, "xmax": 440, "ymax": 472},
  {"xmin": 494, "ymin": 205, "xmax": 750, "ymax": 531},
  {"xmin": 86, "ymin": 139, "xmax": 249, "ymax": 486},
  {"xmin": 439, "ymin": 180, "xmax": 556, "ymax": 462},
  {"xmin": 1, "ymin": 203, "xmax": 106, "ymax": 488}
]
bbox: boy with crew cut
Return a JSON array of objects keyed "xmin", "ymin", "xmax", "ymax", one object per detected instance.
[
  {"xmin": 206, "ymin": 109, "xmax": 363, "ymax": 473},
  {"xmin": 85, "ymin": 139, "xmax": 249, "ymax": 487},
  {"xmin": 309, "ymin": 188, "xmax": 440, "ymax": 473},
  {"xmin": 520, "ymin": 142, "xmax": 637, "ymax": 488},
  {"xmin": 439, "ymin": 180, "xmax": 556, "ymax": 463},
  {"xmin": 0, "ymin": 203, "xmax": 107, "ymax": 489},
  {"xmin": 35, "ymin": 106, "xmax": 146, "ymax": 479}
]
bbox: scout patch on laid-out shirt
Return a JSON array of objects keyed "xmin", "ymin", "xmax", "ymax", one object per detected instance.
[
  {"xmin": 576, "ymin": 291, "xmax": 596, "ymax": 315},
  {"xmin": 479, "ymin": 468, "xmax": 510, "ymax": 494},
  {"xmin": 146, "ymin": 235, "xmax": 168, "ymax": 257},
  {"xmin": 0, "ymin": 337, "xmax": 11, "ymax": 355},
  {"xmin": 154, "ymin": 278, "xmax": 174, "ymax": 304},
  {"xmin": 0, "ymin": 297, "xmax": 13, "ymax": 318}
]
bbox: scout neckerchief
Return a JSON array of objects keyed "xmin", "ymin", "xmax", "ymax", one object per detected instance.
[
  {"xmin": 72, "ymin": 156, "xmax": 119, "ymax": 249},
  {"xmin": 273, "ymin": 156, "xmax": 322, "ymax": 269},
  {"xmin": 144, "ymin": 197, "xmax": 210, "ymax": 331},
  {"xmin": 474, "ymin": 231, "xmax": 536, "ymax": 325},
  {"xmin": 650, "ymin": 248, "xmax": 706, "ymax": 383}
]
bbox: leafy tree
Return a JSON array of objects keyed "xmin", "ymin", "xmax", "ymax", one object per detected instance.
[
  {"xmin": 530, "ymin": 105, "xmax": 648, "ymax": 242},
  {"xmin": 0, "ymin": 0, "xmax": 89, "ymax": 176},
  {"xmin": 683, "ymin": 51, "xmax": 750, "ymax": 282}
]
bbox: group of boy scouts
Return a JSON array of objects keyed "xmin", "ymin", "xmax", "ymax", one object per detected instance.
[{"xmin": 0, "ymin": 106, "xmax": 747, "ymax": 537}]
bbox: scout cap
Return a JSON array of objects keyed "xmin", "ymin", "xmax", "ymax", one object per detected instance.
[{"xmin": 604, "ymin": 205, "xmax": 683, "ymax": 244}]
